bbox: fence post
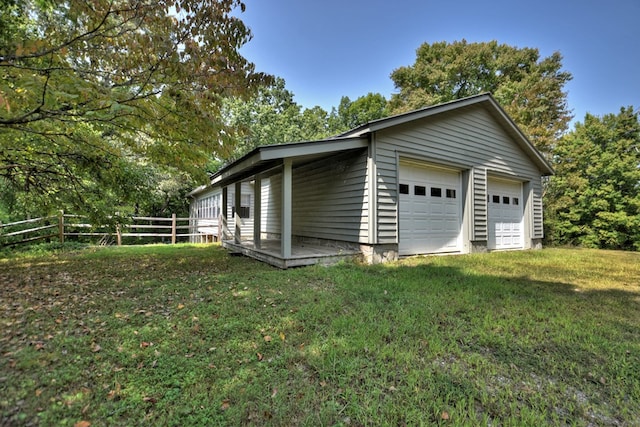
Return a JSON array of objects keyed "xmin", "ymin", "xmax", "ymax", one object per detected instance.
[
  {"xmin": 116, "ymin": 224, "xmax": 122, "ymax": 246},
  {"xmin": 58, "ymin": 210, "xmax": 65, "ymax": 244},
  {"xmin": 171, "ymin": 213, "xmax": 177, "ymax": 244}
]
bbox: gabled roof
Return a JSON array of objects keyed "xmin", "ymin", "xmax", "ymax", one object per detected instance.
[
  {"xmin": 189, "ymin": 93, "xmax": 553, "ymax": 197},
  {"xmin": 341, "ymin": 92, "xmax": 553, "ymax": 175}
]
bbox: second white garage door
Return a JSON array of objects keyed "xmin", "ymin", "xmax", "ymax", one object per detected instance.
[
  {"xmin": 399, "ymin": 162, "xmax": 462, "ymax": 255},
  {"xmin": 488, "ymin": 178, "xmax": 524, "ymax": 250}
]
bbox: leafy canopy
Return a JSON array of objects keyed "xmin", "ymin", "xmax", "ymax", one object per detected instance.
[
  {"xmin": 389, "ymin": 40, "xmax": 573, "ymax": 156},
  {"xmin": 545, "ymin": 107, "xmax": 640, "ymax": 250},
  {"xmin": 219, "ymin": 79, "xmax": 390, "ymax": 168},
  {"xmin": 0, "ymin": 0, "xmax": 270, "ymax": 218},
  {"xmin": 335, "ymin": 93, "xmax": 389, "ymax": 131}
]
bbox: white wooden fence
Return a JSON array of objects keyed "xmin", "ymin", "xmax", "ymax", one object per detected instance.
[{"xmin": 0, "ymin": 212, "xmax": 220, "ymax": 247}]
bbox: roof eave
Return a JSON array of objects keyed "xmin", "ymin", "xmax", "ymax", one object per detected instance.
[
  {"xmin": 341, "ymin": 93, "xmax": 554, "ymax": 176},
  {"xmin": 208, "ymin": 136, "xmax": 370, "ymax": 187}
]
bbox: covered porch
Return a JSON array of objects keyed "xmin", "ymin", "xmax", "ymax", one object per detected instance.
[{"xmin": 215, "ymin": 136, "xmax": 370, "ymax": 268}]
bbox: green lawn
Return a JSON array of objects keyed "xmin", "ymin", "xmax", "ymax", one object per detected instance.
[{"xmin": 1, "ymin": 244, "xmax": 639, "ymax": 426}]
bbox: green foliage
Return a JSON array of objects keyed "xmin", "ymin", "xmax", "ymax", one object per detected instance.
[
  {"xmin": 389, "ymin": 40, "xmax": 572, "ymax": 156},
  {"xmin": 219, "ymin": 79, "xmax": 390, "ymax": 168},
  {"xmin": 335, "ymin": 92, "xmax": 389, "ymax": 131},
  {"xmin": 219, "ymin": 77, "xmax": 337, "ymax": 164},
  {"xmin": 545, "ymin": 107, "xmax": 640, "ymax": 250},
  {"xmin": 0, "ymin": 0, "xmax": 271, "ymax": 218}
]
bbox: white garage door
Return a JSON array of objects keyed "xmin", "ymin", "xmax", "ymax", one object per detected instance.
[
  {"xmin": 399, "ymin": 162, "xmax": 462, "ymax": 255},
  {"xmin": 488, "ymin": 178, "xmax": 524, "ymax": 250}
]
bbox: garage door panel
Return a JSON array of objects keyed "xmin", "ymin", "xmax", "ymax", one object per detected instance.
[
  {"xmin": 488, "ymin": 179, "xmax": 524, "ymax": 250},
  {"xmin": 399, "ymin": 162, "xmax": 462, "ymax": 255}
]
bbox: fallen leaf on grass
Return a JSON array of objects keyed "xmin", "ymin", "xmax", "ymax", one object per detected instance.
[
  {"xmin": 441, "ymin": 411, "xmax": 450, "ymax": 420},
  {"xmin": 263, "ymin": 335, "xmax": 272, "ymax": 342},
  {"xmin": 106, "ymin": 382, "xmax": 121, "ymax": 400},
  {"xmin": 257, "ymin": 352, "xmax": 263, "ymax": 361},
  {"xmin": 91, "ymin": 343, "xmax": 101, "ymax": 353},
  {"xmin": 221, "ymin": 399, "xmax": 230, "ymax": 411},
  {"xmin": 74, "ymin": 421, "xmax": 91, "ymax": 427},
  {"xmin": 279, "ymin": 332, "xmax": 286, "ymax": 341},
  {"xmin": 177, "ymin": 303, "xmax": 185, "ymax": 310}
]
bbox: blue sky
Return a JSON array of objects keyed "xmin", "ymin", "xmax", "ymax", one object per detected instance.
[{"xmin": 237, "ymin": 0, "xmax": 639, "ymax": 126}]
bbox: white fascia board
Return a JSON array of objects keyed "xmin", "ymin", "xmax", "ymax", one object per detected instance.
[
  {"xmin": 258, "ymin": 137, "xmax": 369, "ymax": 161},
  {"xmin": 484, "ymin": 98, "xmax": 554, "ymax": 175},
  {"xmin": 218, "ymin": 152, "xmax": 264, "ymax": 181},
  {"xmin": 211, "ymin": 137, "xmax": 369, "ymax": 185},
  {"xmin": 341, "ymin": 94, "xmax": 493, "ymax": 137},
  {"xmin": 342, "ymin": 93, "xmax": 553, "ymax": 176},
  {"xmin": 186, "ymin": 184, "xmax": 209, "ymax": 198}
]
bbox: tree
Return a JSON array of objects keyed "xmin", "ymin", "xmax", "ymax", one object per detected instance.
[
  {"xmin": 220, "ymin": 77, "xmax": 336, "ymax": 165},
  {"xmin": 544, "ymin": 107, "xmax": 640, "ymax": 250},
  {"xmin": 389, "ymin": 40, "xmax": 572, "ymax": 156},
  {"xmin": 335, "ymin": 93, "xmax": 389, "ymax": 131},
  {"xmin": 0, "ymin": 0, "xmax": 270, "ymax": 218}
]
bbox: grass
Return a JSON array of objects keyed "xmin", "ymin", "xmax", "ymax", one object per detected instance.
[{"xmin": 1, "ymin": 244, "xmax": 639, "ymax": 426}]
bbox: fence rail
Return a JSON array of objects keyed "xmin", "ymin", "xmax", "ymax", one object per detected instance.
[{"xmin": 0, "ymin": 212, "xmax": 220, "ymax": 247}]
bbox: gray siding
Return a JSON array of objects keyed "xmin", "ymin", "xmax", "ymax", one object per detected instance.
[
  {"xmin": 292, "ymin": 149, "xmax": 369, "ymax": 243},
  {"xmin": 375, "ymin": 104, "xmax": 544, "ymax": 244},
  {"xmin": 532, "ymin": 184, "xmax": 544, "ymax": 239},
  {"xmin": 472, "ymin": 167, "xmax": 488, "ymax": 241},
  {"xmin": 225, "ymin": 182, "xmax": 254, "ymax": 240},
  {"xmin": 261, "ymin": 175, "xmax": 281, "ymax": 235}
]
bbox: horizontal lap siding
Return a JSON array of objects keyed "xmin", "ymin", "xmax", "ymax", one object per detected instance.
[
  {"xmin": 226, "ymin": 182, "xmax": 255, "ymax": 238},
  {"xmin": 532, "ymin": 186, "xmax": 544, "ymax": 238},
  {"xmin": 472, "ymin": 168, "xmax": 488, "ymax": 240},
  {"xmin": 292, "ymin": 149, "xmax": 369, "ymax": 243},
  {"xmin": 375, "ymin": 105, "xmax": 544, "ymax": 244},
  {"xmin": 262, "ymin": 175, "xmax": 281, "ymax": 235}
]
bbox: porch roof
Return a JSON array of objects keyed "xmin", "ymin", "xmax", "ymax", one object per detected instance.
[
  {"xmin": 214, "ymin": 136, "xmax": 369, "ymax": 185},
  {"xmin": 189, "ymin": 136, "xmax": 369, "ymax": 196}
]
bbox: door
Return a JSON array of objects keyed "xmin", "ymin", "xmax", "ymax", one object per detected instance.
[
  {"xmin": 399, "ymin": 161, "xmax": 462, "ymax": 255},
  {"xmin": 488, "ymin": 178, "xmax": 524, "ymax": 250}
]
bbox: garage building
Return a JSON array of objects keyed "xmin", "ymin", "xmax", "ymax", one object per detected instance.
[{"xmin": 189, "ymin": 93, "xmax": 553, "ymax": 268}]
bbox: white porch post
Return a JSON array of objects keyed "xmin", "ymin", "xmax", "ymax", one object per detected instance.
[
  {"xmin": 281, "ymin": 159, "xmax": 292, "ymax": 258},
  {"xmin": 234, "ymin": 182, "xmax": 242, "ymax": 244},
  {"xmin": 253, "ymin": 175, "xmax": 262, "ymax": 249},
  {"xmin": 221, "ymin": 186, "xmax": 228, "ymax": 240}
]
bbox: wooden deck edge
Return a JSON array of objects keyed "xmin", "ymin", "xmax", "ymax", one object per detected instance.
[{"xmin": 222, "ymin": 241, "xmax": 361, "ymax": 269}]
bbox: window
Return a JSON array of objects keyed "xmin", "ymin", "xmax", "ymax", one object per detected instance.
[
  {"xmin": 446, "ymin": 189, "xmax": 456, "ymax": 199},
  {"xmin": 414, "ymin": 185, "xmax": 426, "ymax": 196},
  {"xmin": 513, "ymin": 197, "xmax": 519, "ymax": 206},
  {"xmin": 399, "ymin": 184, "xmax": 409, "ymax": 194},
  {"xmin": 503, "ymin": 196, "xmax": 510, "ymax": 204},
  {"xmin": 232, "ymin": 194, "xmax": 251, "ymax": 219},
  {"xmin": 232, "ymin": 206, "xmax": 251, "ymax": 219},
  {"xmin": 431, "ymin": 187, "xmax": 442, "ymax": 197},
  {"xmin": 492, "ymin": 195, "xmax": 500, "ymax": 203},
  {"xmin": 198, "ymin": 194, "xmax": 221, "ymax": 218}
]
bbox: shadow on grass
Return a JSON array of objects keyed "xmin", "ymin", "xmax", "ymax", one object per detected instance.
[
  {"xmin": 217, "ymin": 259, "xmax": 640, "ymax": 425},
  {"xmin": 1, "ymin": 247, "xmax": 639, "ymax": 426}
]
